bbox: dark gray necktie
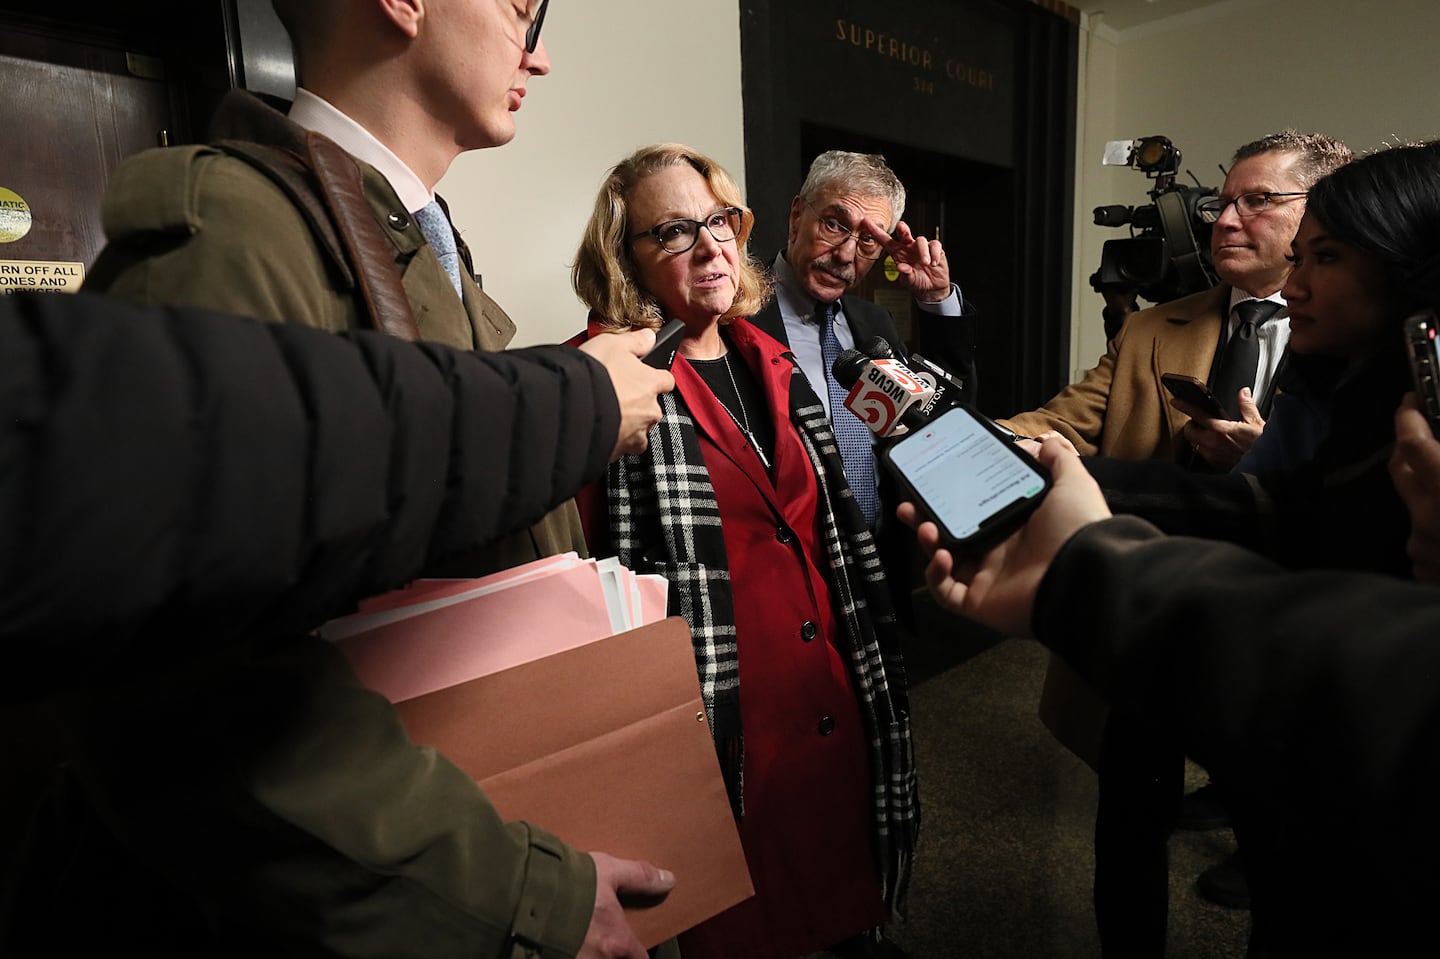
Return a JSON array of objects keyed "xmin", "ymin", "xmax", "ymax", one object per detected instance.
[
  {"xmin": 413, "ymin": 199, "xmax": 463, "ymax": 298},
  {"xmin": 1211, "ymin": 299, "xmax": 1281, "ymax": 419}
]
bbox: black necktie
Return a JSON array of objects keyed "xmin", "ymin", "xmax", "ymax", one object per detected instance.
[{"xmin": 1211, "ymin": 300, "xmax": 1281, "ymax": 419}]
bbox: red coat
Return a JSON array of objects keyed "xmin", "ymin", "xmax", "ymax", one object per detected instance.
[{"xmin": 578, "ymin": 317, "xmax": 886, "ymax": 958}]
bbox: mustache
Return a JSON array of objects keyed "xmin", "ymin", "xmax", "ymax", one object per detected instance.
[{"xmin": 812, "ymin": 251, "xmax": 856, "ymax": 285}]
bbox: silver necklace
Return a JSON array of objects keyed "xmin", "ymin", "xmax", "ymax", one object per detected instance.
[{"xmin": 717, "ymin": 353, "xmax": 771, "ymax": 470}]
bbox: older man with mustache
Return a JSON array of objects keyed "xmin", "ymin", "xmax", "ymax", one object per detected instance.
[
  {"xmin": 747, "ymin": 149, "xmax": 973, "ymax": 959},
  {"xmin": 749, "ymin": 150, "xmax": 974, "ymax": 534}
]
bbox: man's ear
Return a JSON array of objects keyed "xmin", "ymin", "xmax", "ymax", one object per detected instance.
[
  {"xmin": 787, "ymin": 195, "xmax": 804, "ymax": 250},
  {"xmin": 376, "ymin": 0, "xmax": 424, "ymax": 38}
]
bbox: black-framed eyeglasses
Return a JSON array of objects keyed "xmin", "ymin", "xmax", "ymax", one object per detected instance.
[
  {"xmin": 631, "ymin": 207, "xmax": 743, "ymax": 255},
  {"xmin": 525, "ymin": 0, "xmax": 549, "ymax": 54},
  {"xmin": 1196, "ymin": 191, "xmax": 1307, "ymax": 224},
  {"xmin": 806, "ymin": 201, "xmax": 886, "ymax": 260}
]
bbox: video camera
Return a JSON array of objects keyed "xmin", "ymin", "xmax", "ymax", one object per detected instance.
[{"xmin": 1089, "ymin": 135, "xmax": 1218, "ymax": 307}]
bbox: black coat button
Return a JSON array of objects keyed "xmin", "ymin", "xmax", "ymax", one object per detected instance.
[
  {"xmin": 818, "ymin": 715, "xmax": 835, "ymax": 736},
  {"xmin": 387, "ymin": 211, "xmax": 410, "ymax": 231},
  {"xmin": 776, "ymin": 526, "xmax": 792, "ymax": 544},
  {"xmin": 800, "ymin": 621, "xmax": 817, "ymax": 641}
]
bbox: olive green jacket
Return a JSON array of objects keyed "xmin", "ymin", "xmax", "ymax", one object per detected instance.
[
  {"xmin": 73, "ymin": 93, "xmax": 597, "ymax": 957},
  {"xmin": 88, "ymin": 94, "xmax": 585, "ymax": 570}
]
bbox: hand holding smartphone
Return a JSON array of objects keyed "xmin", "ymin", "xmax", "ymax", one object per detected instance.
[
  {"xmin": 880, "ymin": 406, "xmax": 1051, "ymax": 550},
  {"xmin": 1161, "ymin": 372, "xmax": 1228, "ymax": 419}
]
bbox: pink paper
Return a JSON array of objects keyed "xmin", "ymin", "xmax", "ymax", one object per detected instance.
[{"xmin": 335, "ymin": 561, "xmax": 614, "ymax": 702}]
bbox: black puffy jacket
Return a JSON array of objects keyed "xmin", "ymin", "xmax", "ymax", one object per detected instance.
[{"xmin": 1, "ymin": 289, "xmax": 617, "ymax": 692}]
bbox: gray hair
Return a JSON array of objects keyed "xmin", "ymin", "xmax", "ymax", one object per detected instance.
[
  {"xmin": 797, "ymin": 150, "xmax": 906, "ymax": 231},
  {"xmin": 1232, "ymin": 130, "xmax": 1354, "ymax": 190}
]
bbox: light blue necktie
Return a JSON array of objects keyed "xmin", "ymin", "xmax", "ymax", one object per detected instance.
[
  {"xmin": 413, "ymin": 199, "xmax": 463, "ymax": 298},
  {"xmin": 819, "ymin": 301, "xmax": 881, "ymax": 527}
]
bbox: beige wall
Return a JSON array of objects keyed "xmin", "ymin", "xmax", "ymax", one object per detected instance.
[
  {"xmin": 438, "ymin": 1, "xmax": 746, "ymax": 347},
  {"xmin": 1071, "ymin": 0, "xmax": 1440, "ymax": 381}
]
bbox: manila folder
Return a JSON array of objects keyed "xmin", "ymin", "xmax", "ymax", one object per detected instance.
[{"xmin": 391, "ymin": 615, "xmax": 753, "ymax": 947}]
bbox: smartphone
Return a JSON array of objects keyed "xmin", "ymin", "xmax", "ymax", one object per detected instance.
[
  {"xmin": 1161, "ymin": 372, "xmax": 1228, "ymax": 419},
  {"xmin": 643, "ymin": 318, "xmax": 687, "ymax": 369},
  {"xmin": 1404, "ymin": 308, "xmax": 1440, "ymax": 437},
  {"xmin": 880, "ymin": 405, "xmax": 1051, "ymax": 550}
]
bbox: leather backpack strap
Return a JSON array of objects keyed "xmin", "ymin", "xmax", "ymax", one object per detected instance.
[
  {"xmin": 211, "ymin": 136, "xmax": 420, "ymax": 342},
  {"xmin": 305, "ymin": 131, "xmax": 420, "ymax": 342}
]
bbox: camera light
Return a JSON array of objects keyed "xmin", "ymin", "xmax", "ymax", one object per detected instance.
[{"xmin": 1133, "ymin": 136, "xmax": 1178, "ymax": 174}]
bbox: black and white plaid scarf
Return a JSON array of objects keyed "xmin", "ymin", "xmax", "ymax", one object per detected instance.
[{"xmin": 604, "ymin": 351, "xmax": 920, "ymax": 914}]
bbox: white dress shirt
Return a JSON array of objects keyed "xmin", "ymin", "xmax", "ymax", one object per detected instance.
[{"xmin": 287, "ymin": 88, "xmax": 434, "ymax": 214}]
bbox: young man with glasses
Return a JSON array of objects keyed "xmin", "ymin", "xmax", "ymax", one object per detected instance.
[
  {"xmin": 997, "ymin": 130, "xmax": 1352, "ymax": 958},
  {"xmin": 51, "ymin": 2, "xmax": 681, "ymax": 957}
]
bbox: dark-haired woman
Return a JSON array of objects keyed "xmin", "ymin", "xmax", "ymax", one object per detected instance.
[{"xmin": 1086, "ymin": 143, "xmax": 1440, "ymax": 577}]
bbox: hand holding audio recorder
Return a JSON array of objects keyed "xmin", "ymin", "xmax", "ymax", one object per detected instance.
[{"xmin": 643, "ymin": 318, "xmax": 688, "ymax": 369}]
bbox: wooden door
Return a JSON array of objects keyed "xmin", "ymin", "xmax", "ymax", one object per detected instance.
[{"xmin": 0, "ymin": 23, "xmax": 184, "ymax": 288}]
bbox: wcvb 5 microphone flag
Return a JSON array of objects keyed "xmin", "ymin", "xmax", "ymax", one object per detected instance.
[{"xmin": 843, "ymin": 358, "xmax": 934, "ymax": 437}]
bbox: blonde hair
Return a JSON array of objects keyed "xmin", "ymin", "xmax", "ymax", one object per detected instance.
[{"xmin": 572, "ymin": 143, "xmax": 773, "ymax": 332}]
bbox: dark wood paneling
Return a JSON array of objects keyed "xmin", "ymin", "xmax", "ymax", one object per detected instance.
[{"xmin": 741, "ymin": 0, "xmax": 1078, "ymax": 416}]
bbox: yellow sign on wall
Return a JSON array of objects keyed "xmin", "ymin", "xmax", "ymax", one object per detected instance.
[
  {"xmin": 883, "ymin": 255, "xmax": 900, "ymax": 282},
  {"xmin": 0, "ymin": 260, "xmax": 85, "ymax": 294},
  {"xmin": 0, "ymin": 188, "xmax": 33, "ymax": 243}
]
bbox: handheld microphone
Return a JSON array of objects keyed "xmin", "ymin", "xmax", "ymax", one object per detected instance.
[
  {"xmin": 856, "ymin": 336, "xmax": 965, "ymax": 415},
  {"xmin": 907, "ymin": 352, "xmax": 967, "ymax": 416},
  {"xmin": 859, "ymin": 336, "xmax": 896, "ymax": 360},
  {"xmin": 831, "ymin": 348, "xmax": 934, "ymax": 437}
]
